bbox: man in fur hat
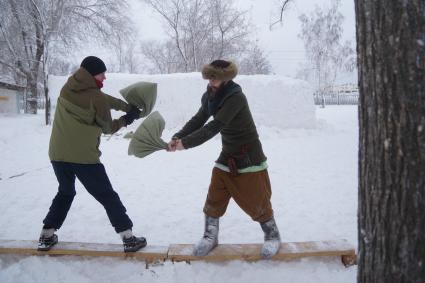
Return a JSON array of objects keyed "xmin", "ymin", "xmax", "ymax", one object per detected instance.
[
  {"xmin": 168, "ymin": 59, "xmax": 281, "ymax": 259},
  {"xmin": 38, "ymin": 56, "xmax": 146, "ymax": 253}
]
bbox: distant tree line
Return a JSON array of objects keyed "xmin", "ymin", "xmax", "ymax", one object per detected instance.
[
  {"xmin": 0, "ymin": 0, "xmax": 272, "ymax": 123},
  {"xmin": 0, "ymin": 0, "xmax": 133, "ymax": 121},
  {"xmin": 140, "ymin": 0, "xmax": 271, "ymax": 75},
  {"xmin": 296, "ymin": 0, "xmax": 356, "ymax": 107}
]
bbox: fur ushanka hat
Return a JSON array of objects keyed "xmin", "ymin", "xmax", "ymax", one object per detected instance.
[{"xmin": 201, "ymin": 60, "xmax": 238, "ymax": 81}]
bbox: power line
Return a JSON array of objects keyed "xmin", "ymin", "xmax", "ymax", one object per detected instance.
[{"xmin": 267, "ymin": 50, "xmax": 305, "ymax": 53}]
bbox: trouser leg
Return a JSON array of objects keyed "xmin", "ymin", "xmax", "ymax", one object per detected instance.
[
  {"xmin": 43, "ymin": 161, "xmax": 77, "ymax": 229},
  {"xmin": 203, "ymin": 167, "xmax": 232, "ymax": 218},
  {"xmin": 74, "ymin": 163, "xmax": 133, "ymax": 233},
  {"xmin": 224, "ymin": 169, "xmax": 274, "ymax": 223}
]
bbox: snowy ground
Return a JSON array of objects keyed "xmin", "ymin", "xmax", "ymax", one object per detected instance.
[{"xmin": 0, "ymin": 105, "xmax": 358, "ymax": 283}]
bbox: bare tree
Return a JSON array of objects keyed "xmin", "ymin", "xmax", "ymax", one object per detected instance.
[
  {"xmin": 298, "ymin": 0, "xmax": 355, "ymax": 107},
  {"xmin": 207, "ymin": 0, "xmax": 250, "ymax": 61},
  {"xmin": 0, "ymin": 0, "xmax": 44, "ymax": 115},
  {"xmin": 141, "ymin": 40, "xmax": 183, "ymax": 74},
  {"xmin": 0, "ymin": 0, "xmax": 132, "ymax": 123},
  {"xmin": 141, "ymin": 0, "xmax": 256, "ymax": 73},
  {"xmin": 110, "ymin": 32, "xmax": 127, "ymax": 73},
  {"xmin": 109, "ymin": 26, "xmax": 139, "ymax": 73},
  {"xmin": 356, "ymin": 0, "xmax": 425, "ymax": 282},
  {"xmin": 124, "ymin": 39, "xmax": 142, "ymax": 74},
  {"xmin": 239, "ymin": 42, "xmax": 272, "ymax": 75},
  {"xmin": 269, "ymin": 0, "xmax": 293, "ymax": 30},
  {"xmin": 47, "ymin": 52, "xmax": 77, "ymax": 76}
]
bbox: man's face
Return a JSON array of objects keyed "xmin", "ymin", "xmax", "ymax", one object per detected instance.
[
  {"xmin": 94, "ymin": 72, "xmax": 106, "ymax": 82},
  {"xmin": 208, "ymin": 79, "xmax": 224, "ymax": 92}
]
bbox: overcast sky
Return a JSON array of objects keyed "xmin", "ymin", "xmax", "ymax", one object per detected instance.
[{"xmin": 129, "ymin": 0, "xmax": 357, "ymax": 80}]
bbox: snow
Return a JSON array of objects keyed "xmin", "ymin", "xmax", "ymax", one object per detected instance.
[
  {"xmin": 0, "ymin": 73, "xmax": 357, "ymax": 282},
  {"xmin": 49, "ymin": 73, "xmax": 316, "ymax": 129}
]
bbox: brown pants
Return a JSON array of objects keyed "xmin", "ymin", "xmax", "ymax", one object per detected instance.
[{"xmin": 203, "ymin": 167, "xmax": 274, "ymax": 223}]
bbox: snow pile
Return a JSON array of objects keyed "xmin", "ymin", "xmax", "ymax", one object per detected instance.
[
  {"xmin": 49, "ymin": 73, "xmax": 315, "ymax": 129},
  {"xmin": 0, "ymin": 256, "xmax": 355, "ymax": 283}
]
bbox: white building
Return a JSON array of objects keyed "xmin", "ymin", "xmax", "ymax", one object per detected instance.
[{"xmin": 0, "ymin": 82, "xmax": 24, "ymax": 114}]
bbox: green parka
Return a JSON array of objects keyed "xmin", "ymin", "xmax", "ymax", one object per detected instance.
[{"xmin": 49, "ymin": 68, "xmax": 130, "ymax": 164}]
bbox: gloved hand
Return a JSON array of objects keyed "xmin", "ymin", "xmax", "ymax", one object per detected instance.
[
  {"xmin": 127, "ymin": 105, "xmax": 142, "ymax": 120},
  {"xmin": 121, "ymin": 113, "xmax": 136, "ymax": 126}
]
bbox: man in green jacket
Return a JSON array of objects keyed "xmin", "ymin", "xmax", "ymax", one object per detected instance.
[
  {"xmin": 168, "ymin": 59, "xmax": 281, "ymax": 259},
  {"xmin": 38, "ymin": 56, "xmax": 146, "ymax": 252}
]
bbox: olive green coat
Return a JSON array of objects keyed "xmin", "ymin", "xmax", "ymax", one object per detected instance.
[{"xmin": 49, "ymin": 68, "xmax": 130, "ymax": 164}]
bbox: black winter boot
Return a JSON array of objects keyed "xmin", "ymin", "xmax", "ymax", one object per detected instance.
[
  {"xmin": 123, "ymin": 236, "xmax": 147, "ymax": 252},
  {"xmin": 38, "ymin": 230, "xmax": 58, "ymax": 251},
  {"xmin": 260, "ymin": 216, "xmax": 281, "ymax": 259},
  {"xmin": 193, "ymin": 215, "xmax": 219, "ymax": 256}
]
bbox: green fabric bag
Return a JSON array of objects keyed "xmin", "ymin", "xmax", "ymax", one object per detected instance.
[
  {"xmin": 119, "ymin": 81, "xmax": 157, "ymax": 117},
  {"xmin": 128, "ymin": 111, "xmax": 168, "ymax": 158}
]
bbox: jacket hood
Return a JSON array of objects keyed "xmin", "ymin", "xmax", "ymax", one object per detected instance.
[
  {"xmin": 57, "ymin": 96, "xmax": 95, "ymax": 125},
  {"xmin": 66, "ymin": 67, "xmax": 98, "ymax": 92}
]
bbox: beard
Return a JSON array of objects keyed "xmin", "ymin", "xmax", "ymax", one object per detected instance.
[{"xmin": 207, "ymin": 82, "xmax": 226, "ymax": 98}]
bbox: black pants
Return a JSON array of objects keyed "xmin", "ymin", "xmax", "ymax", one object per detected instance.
[{"xmin": 43, "ymin": 161, "xmax": 133, "ymax": 233}]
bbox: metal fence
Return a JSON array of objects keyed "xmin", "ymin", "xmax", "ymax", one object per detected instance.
[{"xmin": 313, "ymin": 92, "xmax": 359, "ymax": 105}]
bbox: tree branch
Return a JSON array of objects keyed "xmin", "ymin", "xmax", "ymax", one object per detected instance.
[
  {"xmin": 0, "ymin": 22, "xmax": 18, "ymax": 60},
  {"xmin": 269, "ymin": 0, "xmax": 292, "ymax": 30},
  {"xmin": 0, "ymin": 59, "xmax": 27, "ymax": 77}
]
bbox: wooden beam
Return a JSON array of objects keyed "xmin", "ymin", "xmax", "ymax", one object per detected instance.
[
  {"xmin": 0, "ymin": 96, "xmax": 9, "ymax": 101},
  {"xmin": 0, "ymin": 239, "xmax": 356, "ymax": 267},
  {"xmin": 168, "ymin": 239, "xmax": 356, "ymax": 266},
  {"xmin": 0, "ymin": 240, "xmax": 168, "ymax": 263}
]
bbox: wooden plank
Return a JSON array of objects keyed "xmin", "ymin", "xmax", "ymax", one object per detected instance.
[
  {"xmin": 0, "ymin": 239, "xmax": 357, "ymax": 266},
  {"xmin": 168, "ymin": 239, "xmax": 356, "ymax": 265},
  {"xmin": 0, "ymin": 240, "xmax": 168, "ymax": 262},
  {"xmin": 0, "ymin": 96, "xmax": 9, "ymax": 101}
]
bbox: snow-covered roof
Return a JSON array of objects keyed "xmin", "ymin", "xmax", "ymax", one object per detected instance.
[{"xmin": 0, "ymin": 81, "xmax": 25, "ymax": 91}]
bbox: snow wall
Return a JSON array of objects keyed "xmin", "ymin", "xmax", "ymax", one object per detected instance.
[{"xmin": 49, "ymin": 72, "xmax": 316, "ymax": 129}]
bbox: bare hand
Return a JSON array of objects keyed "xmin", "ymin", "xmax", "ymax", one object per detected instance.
[
  {"xmin": 175, "ymin": 139, "xmax": 185, "ymax": 151},
  {"xmin": 167, "ymin": 139, "xmax": 177, "ymax": 152}
]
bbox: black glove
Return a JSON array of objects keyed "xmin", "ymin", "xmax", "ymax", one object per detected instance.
[
  {"xmin": 121, "ymin": 113, "xmax": 136, "ymax": 126},
  {"xmin": 127, "ymin": 105, "xmax": 142, "ymax": 120}
]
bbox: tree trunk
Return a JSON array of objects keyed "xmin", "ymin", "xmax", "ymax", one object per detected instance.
[
  {"xmin": 25, "ymin": 79, "xmax": 38, "ymax": 114},
  {"xmin": 44, "ymin": 74, "xmax": 50, "ymax": 125},
  {"xmin": 356, "ymin": 0, "xmax": 425, "ymax": 282},
  {"xmin": 43, "ymin": 43, "xmax": 51, "ymax": 125}
]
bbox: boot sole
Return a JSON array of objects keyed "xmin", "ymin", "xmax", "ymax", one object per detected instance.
[
  {"xmin": 37, "ymin": 235, "xmax": 58, "ymax": 251},
  {"xmin": 37, "ymin": 241, "xmax": 58, "ymax": 251}
]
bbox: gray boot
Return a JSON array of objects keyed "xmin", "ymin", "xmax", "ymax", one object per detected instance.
[
  {"xmin": 260, "ymin": 216, "xmax": 281, "ymax": 259},
  {"xmin": 193, "ymin": 215, "xmax": 219, "ymax": 256}
]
